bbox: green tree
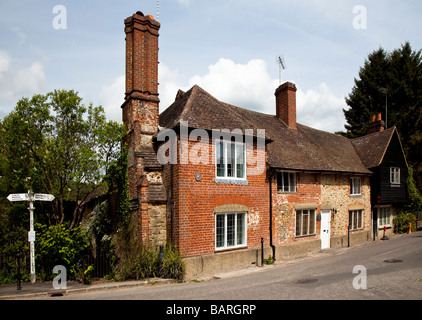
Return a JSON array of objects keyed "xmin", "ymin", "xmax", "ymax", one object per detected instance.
[
  {"xmin": 0, "ymin": 89, "xmax": 125, "ymax": 228},
  {"xmin": 343, "ymin": 42, "xmax": 422, "ymax": 190}
]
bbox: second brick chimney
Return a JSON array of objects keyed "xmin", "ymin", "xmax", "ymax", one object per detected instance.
[
  {"xmin": 367, "ymin": 113, "xmax": 385, "ymax": 134},
  {"xmin": 275, "ymin": 82, "xmax": 297, "ymax": 129}
]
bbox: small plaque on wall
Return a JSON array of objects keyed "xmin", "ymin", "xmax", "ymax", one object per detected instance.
[{"xmin": 195, "ymin": 172, "xmax": 202, "ymax": 182}]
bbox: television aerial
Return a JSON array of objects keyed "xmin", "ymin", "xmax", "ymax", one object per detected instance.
[{"xmin": 277, "ymin": 56, "xmax": 286, "ymax": 85}]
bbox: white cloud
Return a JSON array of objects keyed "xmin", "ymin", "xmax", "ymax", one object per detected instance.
[
  {"xmin": 297, "ymin": 83, "xmax": 347, "ymax": 133},
  {"xmin": 0, "ymin": 50, "xmax": 46, "ymax": 112},
  {"xmin": 98, "ymin": 75, "xmax": 124, "ymax": 122},
  {"xmin": 187, "ymin": 58, "xmax": 277, "ymax": 113},
  {"xmin": 13, "ymin": 61, "xmax": 45, "ymax": 95},
  {"xmin": 180, "ymin": 58, "xmax": 347, "ymax": 132},
  {"xmin": 99, "ymin": 58, "xmax": 347, "ymax": 133}
]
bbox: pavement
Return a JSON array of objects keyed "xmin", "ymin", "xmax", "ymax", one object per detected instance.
[
  {"xmin": 0, "ymin": 278, "xmax": 174, "ymax": 300},
  {"xmin": 0, "ymin": 235, "xmax": 402, "ymax": 300}
]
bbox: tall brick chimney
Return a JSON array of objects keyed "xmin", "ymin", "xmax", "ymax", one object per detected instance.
[
  {"xmin": 275, "ymin": 82, "xmax": 297, "ymax": 129},
  {"xmin": 122, "ymin": 11, "xmax": 167, "ymax": 246},
  {"xmin": 123, "ymin": 11, "xmax": 160, "ymax": 132}
]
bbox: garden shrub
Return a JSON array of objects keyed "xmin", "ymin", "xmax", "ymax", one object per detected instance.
[
  {"xmin": 36, "ymin": 223, "xmax": 90, "ymax": 280},
  {"xmin": 393, "ymin": 211, "xmax": 417, "ymax": 234}
]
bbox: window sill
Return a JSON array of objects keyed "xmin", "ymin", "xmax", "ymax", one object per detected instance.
[
  {"xmin": 215, "ymin": 178, "xmax": 248, "ymax": 185},
  {"xmin": 390, "ymin": 184, "xmax": 401, "ymax": 188},
  {"xmin": 215, "ymin": 245, "xmax": 248, "ymax": 253},
  {"xmin": 277, "ymin": 191, "xmax": 297, "ymax": 194},
  {"xmin": 294, "ymin": 234, "xmax": 316, "ymax": 239},
  {"xmin": 350, "ymin": 194, "xmax": 362, "ymax": 198}
]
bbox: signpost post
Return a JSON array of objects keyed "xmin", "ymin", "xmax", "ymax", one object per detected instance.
[{"xmin": 7, "ymin": 190, "xmax": 55, "ymax": 284}]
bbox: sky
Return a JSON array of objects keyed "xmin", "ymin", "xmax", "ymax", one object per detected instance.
[{"xmin": 0, "ymin": 0, "xmax": 421, "ymax": 133}]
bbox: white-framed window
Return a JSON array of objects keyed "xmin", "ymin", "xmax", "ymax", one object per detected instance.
[
  {"xmin": 215, "ymin": 212, "xmax": 247, "ymax": 250},
  {"xmin": 216, "ymin": 140, "xmax": 246, "ymax": 181},
  {"xmin": 350, "ymin": 177, "xmax": 362, "ymax": 196},
  {"xmin": 378, "ymin": 206, "xmax": 392, "ymax": 228},
  {"xmin": 277, "ymin": 172, "xmax": 296, "ymax": 193},
  {"xmin": 295, "ymin": 209, "xmax": 316, "ymax": 237},
  {"xmin": 390, "ymin": 167, "xmax": 401, "ymax": 185},
  {"xmin": 349, "ymin": 210, "xmax": 363, "ymax": 230}
]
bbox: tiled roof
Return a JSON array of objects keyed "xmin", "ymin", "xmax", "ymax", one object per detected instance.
[
  {"xmin": 159, "ymin": 85, "xmax": 372, "ymax": 175},
  {"xmin": 159, "ymin": 85, "xmax": 266, "ymax": 138},
  {"xmin": 351, "ymin": 127, "xmax": 397, "ymax": 168}
]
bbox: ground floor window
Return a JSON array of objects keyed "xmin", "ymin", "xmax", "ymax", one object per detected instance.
[
  {"xmin": 377, "ymin": 206, "xmax": 392, "ymax": 228},
  {"xmin": 295, "ymin": 209, "xmax": 316, "ymax": 237},
  {"xmin": 349, "ymin": 210, "xmax": 363, "ymax": 230},
  {"xmin": 216, "ymin": 212, "xmax": 247, "ymax": 250}
]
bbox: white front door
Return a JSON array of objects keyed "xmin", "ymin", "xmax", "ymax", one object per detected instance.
[{"xmin": 320, "ymin": 210, "xmax": 331, "ymax": 249}]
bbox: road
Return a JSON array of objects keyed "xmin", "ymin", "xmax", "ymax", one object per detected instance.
[{"xmin": 46, "ymin": 232, "xmax": 422, "ymax": 300}]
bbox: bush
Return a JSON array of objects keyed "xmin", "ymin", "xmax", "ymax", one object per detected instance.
[
  {"xmin": 113, "ymin": 241, "xmax": 185, "ymax": 282},
  {"xmin": 393, "ymin": 211, "xmax": 417, "ymax": 234},
  {"xmin": 263, "ymin": 256, "xmax": 274, "ymax": 265},
  {"xmin": 35, "ymin": 223, "xmax": 89, "ymax": 280},
  {"xmin": 159, "ymin": 245, "xmax": 185, "ymax": 282}
]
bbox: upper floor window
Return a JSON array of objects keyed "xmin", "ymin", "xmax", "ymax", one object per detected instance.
[
  {"xmin": 216, "ymin": 140, "xmax": 246, "ymax": 181},
  {"xmin": 390, "ymin": 167, "xmax": 400, "ymax": 185},
  {"xmin": 277, "ymin": 172, "xmax": 296, "ymax": 193},
  {"xmin": 350, "ymin": 177, "xmax": 361, "ymax": 196}
]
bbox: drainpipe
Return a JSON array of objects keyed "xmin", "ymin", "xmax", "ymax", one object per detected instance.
[
  {"xmin": 170, "ymin": 163, "xmax": 174, "ymax": 244},
  {"xmin": 269, "ymin": 171, "xmax": 276, "ymax": 261}
]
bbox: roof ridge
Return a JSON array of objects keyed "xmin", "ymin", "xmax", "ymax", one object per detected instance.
[
  {"xmin": 352, "ymin": 126, "xmax": 396, "ymax": 141},
  {"xmin": 178, "ymin": 85, "xmax": 199, "ymax": 123}
]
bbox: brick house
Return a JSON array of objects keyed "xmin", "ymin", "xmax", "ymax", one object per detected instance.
[{"xmin": 121, "ymin": 12, "xmax": 373, "ymax": 279}]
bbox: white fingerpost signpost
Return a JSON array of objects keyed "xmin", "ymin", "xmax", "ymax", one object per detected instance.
[{"xmin": 7, "ymin": 190, "xmax": 55, "ymax": 283}]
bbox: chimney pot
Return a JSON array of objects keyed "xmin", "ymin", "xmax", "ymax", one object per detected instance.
[
  {"xmin": 367, "ymin": 113, "xmax": 385, "ymax": 134},
  {"xmin": 275, "ymin": 82, "xmax": 297, "ymax": 129}
]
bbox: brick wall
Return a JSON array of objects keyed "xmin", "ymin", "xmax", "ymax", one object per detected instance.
[{"xmin": 163, "ymin": 137, "xmax": 269, "ymax": 257}]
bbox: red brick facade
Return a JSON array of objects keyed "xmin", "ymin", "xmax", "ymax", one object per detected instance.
[{"xmin": 163, "ymin": 139, "xmax": 269, "ymax": 257}]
